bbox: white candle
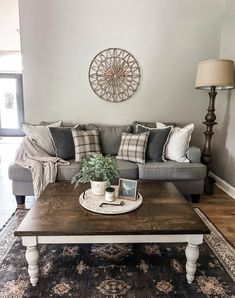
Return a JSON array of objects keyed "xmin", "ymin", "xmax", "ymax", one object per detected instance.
[{"xmin": 105, "ymin": 187, "xmax": 115, "ymax": 202}]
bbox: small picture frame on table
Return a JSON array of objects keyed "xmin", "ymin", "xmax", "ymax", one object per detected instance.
[{"xmin": 118, "ymin": 178, "xmax": 138, "ymax": 200}]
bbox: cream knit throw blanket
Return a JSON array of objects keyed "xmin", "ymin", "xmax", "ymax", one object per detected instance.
[{"xmin": 15, "ymin": 137, "xmax": 69, "ymax": 198}]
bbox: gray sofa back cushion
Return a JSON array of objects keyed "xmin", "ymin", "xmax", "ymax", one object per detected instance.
[
  {"xmin": 49, "ymin": 127, "xmax": 75, "ymax": 160},
  {"xmin": 86, "ymin": 124, "xmax": 133, "ymax": 155}
]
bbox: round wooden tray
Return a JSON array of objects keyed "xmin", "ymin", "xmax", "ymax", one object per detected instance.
[{"xmin": 79, "ymin": 186, "xmax": 143, "ymax": 215}]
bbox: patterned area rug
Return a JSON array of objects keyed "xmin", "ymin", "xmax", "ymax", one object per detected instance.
[{"xmin": 0, "ymin": 208, "xmax": 234, "ymax": 298}]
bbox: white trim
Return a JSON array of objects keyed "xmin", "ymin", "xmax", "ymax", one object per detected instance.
[
  {"xmin": 22, "ymin": 236, "xmax": 37, "ymax": 246},
  {"xmin": 22, "ymin": 234, "xmax": 204, "ymax": 245},
  {"xmin": 210, "ymin": 171, "xmax": 235, "ymax": 199}
]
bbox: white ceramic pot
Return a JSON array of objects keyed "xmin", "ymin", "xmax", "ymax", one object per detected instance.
[{"xmin": 90, "ymin": 180, "xmax": 108, "ymax": 196}]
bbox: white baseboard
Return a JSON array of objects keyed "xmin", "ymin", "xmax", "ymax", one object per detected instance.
[{"xmin": 210, "ymin": 172, "xmax": 235, "ymax": 199}]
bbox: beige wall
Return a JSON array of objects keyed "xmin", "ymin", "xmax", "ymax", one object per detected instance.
[
  {"xmin": 212, "ymin": 0, "xmax": 235, "ymax": 187},
  {"xmin": 19, "ymin": 0, "xmax": 225, "ymax": 148},
  {"xmin": 20, "ymin": 0, "xmax": 235, "ymax": 188}
]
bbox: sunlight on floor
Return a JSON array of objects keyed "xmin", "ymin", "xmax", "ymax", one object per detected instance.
[{"xmin": 0, "ymin": 137, "xmax": 22, "ymax": 229}]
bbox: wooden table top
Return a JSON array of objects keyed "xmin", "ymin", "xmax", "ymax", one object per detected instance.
[{"xmin": 15, "ymin": 181, "xmax": 210, "ymax": 236}]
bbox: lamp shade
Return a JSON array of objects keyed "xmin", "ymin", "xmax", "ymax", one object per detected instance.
[{"xmin": 195, "ymin": 59, "xmax": 234, "ymax": 90}]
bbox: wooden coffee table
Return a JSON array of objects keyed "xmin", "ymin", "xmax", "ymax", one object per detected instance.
[{"xmin": 15, "ymin": 181, "xmax": 210, "ymax": 286}]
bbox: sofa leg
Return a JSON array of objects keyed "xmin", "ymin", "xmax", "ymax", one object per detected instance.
[
  {"xmin": 15, "ymin": 195, "xmax": 25, "ymax": 205},
  {"xmin": 191, "ymin": 194, "xmax": 200, "ymax": 203}
]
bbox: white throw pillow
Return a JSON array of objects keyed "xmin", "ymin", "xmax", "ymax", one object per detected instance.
[
  {"xmin": 156, "ymin": 122, "xmax": 194, "ymax": 162},
  {"xmin": 22, "ymin": 121, "xmax": 62, "ymax": 156}
]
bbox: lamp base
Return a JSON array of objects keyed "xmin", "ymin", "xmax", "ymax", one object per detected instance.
[
  {"xmin": 201, "ymin": 86, "xmax": 217, "ymax": 196},
  {"xmin": 203, "ymin": 175, "xmax": 215, "ymax": 195}
]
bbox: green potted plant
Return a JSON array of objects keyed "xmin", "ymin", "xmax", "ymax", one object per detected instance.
[{"xmin": 71, "ymin": 153, "xmax": 119, "ymax": 196}]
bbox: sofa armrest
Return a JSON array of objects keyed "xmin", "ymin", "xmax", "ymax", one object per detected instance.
[{"xmin": 186, "ymin": 146, "xmax": 201, "ymax": 163}]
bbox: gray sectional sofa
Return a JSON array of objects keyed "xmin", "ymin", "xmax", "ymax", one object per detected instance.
[{"xmin": 8, "ymin": 121, "xmax": 207, "ymax": 204}]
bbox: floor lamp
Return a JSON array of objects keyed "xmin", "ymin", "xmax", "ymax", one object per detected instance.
[{"xmin": 195, "ymin": 59, "xmax": 234, "ymax": 195}]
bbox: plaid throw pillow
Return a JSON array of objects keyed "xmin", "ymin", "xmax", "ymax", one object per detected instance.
[
  {"xmin": 71, "ymin": 128, "xmax": 101, "ymax": 162},
  {"xmin": 117, "ymin": 132, "xmax": 149, "ymax": 164}
]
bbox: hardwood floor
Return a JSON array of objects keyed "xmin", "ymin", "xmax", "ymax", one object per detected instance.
[
  {"xmin": 195, "ymin": 187, "xmax": 235, "ymax": 246},
  {"xmin": 0, "ymin": 137, "xmax": 19, "ymax": 229},
  {"xmin": 0, "ymin": 137, "xmax": 234, "ymax": 246}
]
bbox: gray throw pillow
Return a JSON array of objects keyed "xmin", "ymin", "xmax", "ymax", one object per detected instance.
[
  {"xmin": 86, "ymin": 124, "xmax": 133, "ymax": 155},
  {"xmin": 49, "ymin": 127, "xmax": 75, "ymax": 160},
  {"xmin": 136, "ymin": 124, "xmax": 172, "ymax": 161}
]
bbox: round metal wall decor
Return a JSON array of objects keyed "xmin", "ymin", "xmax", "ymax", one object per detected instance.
[{"xmin": 89, "ymin": 48, "xmax": 141, "ymax": 103}]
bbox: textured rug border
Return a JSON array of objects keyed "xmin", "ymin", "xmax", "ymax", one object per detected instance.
[
  {"xmin": 195, "ymin": 207, "xmax": 235, "ymax": 281},
  {"xmin": 0, "ymin": 210, "xmax": 16, "ymax": 233},
  {"xmin": 0, "ymin": 209, "xmax": 28, "ymax": 266}
]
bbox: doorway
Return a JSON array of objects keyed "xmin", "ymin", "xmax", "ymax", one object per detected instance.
[{"xmin": 0, "ymin": 73, "xmax": 24, "ymax": 136}]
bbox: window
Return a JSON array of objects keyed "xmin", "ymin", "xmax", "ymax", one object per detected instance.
[{"xmin": 0, "ymin": 52, "xmax": 24, "ymax": 136}]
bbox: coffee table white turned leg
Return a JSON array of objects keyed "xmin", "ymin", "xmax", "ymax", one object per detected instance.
[
  {"xmin": 185, "ymin": 243, "xmax": 199, "ymax": 283},
  {"xmin": 25, "ymin": 246, "xmax": 39, "ymax": 286},
  {"xmin": 185, "ymin": 234, "xmax": 203, "ymax": 284},
  {"xmin": 23, "ymin": 236, "xmax": 39, "ymax": 287}
]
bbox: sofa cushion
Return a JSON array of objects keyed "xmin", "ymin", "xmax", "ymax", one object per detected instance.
[
  {"xmin": 86, "ymin": 124, "xmax": 132, "ymax": 155},
  {"xmin": 57, "ymin": 160, "xmax": 80, "ymax": 181},
  {"xmin": 57, "ymin": 159, "xmax": 138, "ymax": 181},
  {"xmin": 136, "ymin": 124, "xmax": 172, "ymax": 161},
  {"xmin": 117, "ymin": 132, "xmax": 149, "ymax": 164},
  {"xmin": 49, "ymin": 127, "xmax": 75, "ymax": 160},
  {"xmin": 138, "ymin": 161, "xmax": 207, "ymax": 180},
  {"xmin": 116, "ymin": 159, "xmax": 138, "ymax": 179},
  {"xmin": 10, "ymin": 159, "xmax": 205, "ymax": 182},
  {"xmin": 9, "ymin": 158, "xmax": 139, "ymax": 183},
  {"xmin": 71, "ymin": 128, "xmax": 101, "ymax": 162},
  {"xmin": 9, "ymin": 161, "xmax": 81, "ymax": 183}
]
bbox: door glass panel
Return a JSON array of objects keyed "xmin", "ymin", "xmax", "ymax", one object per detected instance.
[{"xmin": 0, "ymin": 78, "xmax": 18, "ymax": 129}]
